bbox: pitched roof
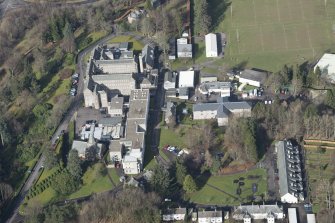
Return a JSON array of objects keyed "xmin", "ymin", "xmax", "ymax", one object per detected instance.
[
  {"xmin": 142, "ymin": 44, "xmax": 155, "ymax": 68},
  {"xmin": 222, "ymin": 101, "xmax": 251, "ymax": 111},
  {"xmin": 198, "ymin": 210, "xmax": 222, "ymax": 218},
  {"xmin": 99, "ymin": 117, "xmax": 122, "ymax": 126}
]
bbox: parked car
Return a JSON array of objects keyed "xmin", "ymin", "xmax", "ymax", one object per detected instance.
[{"xmin": 72, "ymin": 73, "xmax": 79, "ymax": 79}]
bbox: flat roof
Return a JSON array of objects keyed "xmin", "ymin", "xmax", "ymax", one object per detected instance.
[
  {"xmin": 128, "ymin": 89, "xmax": 149, "ymax": 119},
  {"xmin": 179, "ymin": 70, "xmax": 195, "ymax": 88},
  {"xmin": 288, "ymin": 208, "xmax": 297, "ymax": 223},
  {"xmin": 99, "ymin": 117, "xmax": 122, "ymax": 126},
  {"xmin": 307, "ymin": 214, "xmax": 316, "ymax": 223},
  {"xmin": 110, "ymin": 96, "xmax": 124, "ymax": 111},
  {"xmin": 109, "ymin": 140, "xmax": 122, "ymax": 152}
]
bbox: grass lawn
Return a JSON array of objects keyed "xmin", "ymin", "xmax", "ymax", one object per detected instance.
[
  {"xmin": 27, "ymin": 187, "xmax": 57, "ymax": 207},
  {"xmin": 159, "ymin": 127, "xmax": 187, "ymax": 149},
  {"xmin": 36, "ymin": 166, "xmax": 59, "ymax": 184},
  {"xmin": 190, "ymin": 0, "xmax": 335, "ymax": 72},
  {"xmin": 47, "ymin": 78, "xmax": 71, "ymax": 105},
  {"xmin": 68, "ymin": 163, "xmax": 114, "ymax": 199},
  {"xmin": 190, "ymin": 168, "xmax": 267, "ymax": 205},
  {"xmin": 108, "ymin": 35, "xmax": 144, "ymax": 51},
  {"xmin": 108, "ymin": 168, "xmax": 121, "ymax": 184}
]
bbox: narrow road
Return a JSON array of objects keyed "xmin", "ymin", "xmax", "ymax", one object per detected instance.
[{"xmin": 5, "ymin": 30, "xmax": 120, "ymax": 223}]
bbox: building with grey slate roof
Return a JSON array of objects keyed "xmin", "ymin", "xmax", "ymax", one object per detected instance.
[
  {"xmin": 193, "ymin": 101, "xmax": 251, "ymax": 126},
  {"xmin": 232, "ymin": 204, "xmax": 285, "ymax": 222},
  {"xmin": 141, "ymin": 44, "xmax": 155, "ymax": 71},
  {"xmin": 276, "ymin": 140, "xmax": 304, "ymax": 203}
]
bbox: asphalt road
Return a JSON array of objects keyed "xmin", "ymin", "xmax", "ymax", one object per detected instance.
[{"xmin": 5, "ymin": 31, "xmax": 118, "ymax": 223}]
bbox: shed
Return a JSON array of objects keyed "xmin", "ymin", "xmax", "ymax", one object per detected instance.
[{"xmin": 205, "ymin": 33, "xmax": 218, "ymax": 57}]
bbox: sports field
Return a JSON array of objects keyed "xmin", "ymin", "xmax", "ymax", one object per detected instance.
[{"xmin": 214, "ymin": 0, "xmax": 335, "ymax": 71}]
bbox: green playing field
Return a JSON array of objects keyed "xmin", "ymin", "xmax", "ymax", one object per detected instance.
[{"xmin": 212, "ymin": 0, "xmax": 335, "ymax": 71}]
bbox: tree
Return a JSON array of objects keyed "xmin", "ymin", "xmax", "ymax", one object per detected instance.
[
  {"xmin": 52, "ymin": 171, "xmax": 80, "ymax": 195},
  {"xmin": 61, "ymin": 21, "xmax": 75, "ymax": 53},
  {"xmin": 144, "ymin": 0, "xmax": 153, "ymax": 10},
  {"xmin": 175, "ymin": 159, "xmax": 187, "ymax": 185},
  {"xmin": 44, "ymin": 204, "xmax": 77, "ymax": 223},
  {"xmin": 67, "ymin": 149, "xmax": 82, "ymax": 179},
  {"xmin": 0, "ymin": 116, "xmax": 12, "ymax": 147},
  {"xmin": 150, "ymin": 165, "xmax": 172, "ymax": 196},
  {"xmin": 141, "ymin": 17, "xmax": 155, "ymax": 36},
  {"xmin": 194, "ymin": 0, "xmax": 211, "ymax": 35},
  {"xmin": 172, "ymin": 9, "xmax": 183, "ymax": 36},
  {"xmin": 44, "ymin": 149, "xmax": 58, "ymax": 170},
  {"xmin": 156, "ymin": 31, "xmax": 169, "ymax": 56},
  {"xmin": 291, "ymin": 71, "xmax": 303, "ymax": 97},
  {"xmin": 80, "ymin": 188, "xmax": 161, "ymax": 223},
  {"xmin": 183, "ymin": 175, "xmax": 197, "ymax": 193}
]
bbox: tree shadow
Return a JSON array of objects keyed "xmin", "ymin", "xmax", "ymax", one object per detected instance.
[
  {"xmin": 232, "ymin": 60, "xmax": 248, "ymax": 71},
  {"xmin": 194, "ymin": 170, "xmax": 211, "ymax": 190},
  {"xmin": 256, "ymin": 125, "xmax": 270, "ymax": 159},
  {"xmin": 208, "ymin": 0, "xmax": 232, "ymax": 31},
  {"xmin": 60, "ymin": 133, "xmax": 70, "ymax": 165}
]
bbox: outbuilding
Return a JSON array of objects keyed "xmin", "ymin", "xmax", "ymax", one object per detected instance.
[{"xmin": 205, "ymin": 33, "xmax": 218, "ymax": 57}]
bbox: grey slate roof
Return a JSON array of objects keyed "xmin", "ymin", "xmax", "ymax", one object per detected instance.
[
  {"xmin": 239, "ymin": 69, "xmax": 268, "ymax": 83},
  {"xmin": 222, "ymin": 101, "xmax": 251, "ymax": 110},
  {"xmin": 99, "ymin": 117, "xmax": 122, "ymax": 126},
  {"xmin": 177, "ymin": 44, "xmax": 192, "ymax": 53},
  {"xmin": 162, "ymin": 208, "xmax": 187, "ymax": 215},
  {"xmin": 142, "ymin": 44, "xmax": 155, "ymax": 68},
  {"xmin": 193, "ymin": 103, "xmax": 221, "ymax": 112},
  {"xmin": 198, "ymin": 210, "xmax": 222, "ymax": 218}
]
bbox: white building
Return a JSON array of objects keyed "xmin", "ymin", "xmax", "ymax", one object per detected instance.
[
  {"xmin": 198, "ymin": 210, "xmax": 222, "ymax": 223},
  {"xmin": 179, "ymin": 70, "xmax": 195, "ymax": 88},
  {"xmin": 314, "ymin": 53, "xmax": 335, "ymax": 83},
  {"xmin": 232, "ymin": 204, "xmax": 285, "ymax": 223},
  {"xmin": 162, "ymin": 208, "xmax": 187, "ymax": 222},
  {"xmin": 307, "ymin": 214, "xmax": 316, "ymax": 223},
  {"xmin": 288, "ymin": 208, "xmax": 297, "ymax": 223},
  {"xmin": 205, "ymin": 33, "xmax": 218, "ymax": 57},
  {"xmin": 198, "ymin": 82, "xmax": 231, "ymax": 97},
  {"xmin": 193, "ymin": 101, "xmax": 252, "ymax": 126}
]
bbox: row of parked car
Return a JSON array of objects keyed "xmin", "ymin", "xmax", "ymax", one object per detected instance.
[
  {"xmin": 163, "ymin": 145, "xmax": 189, "ymax": 157},
  {"xmin": 70, "ymin": 73, "xmax": 79, "ymax": 96}
]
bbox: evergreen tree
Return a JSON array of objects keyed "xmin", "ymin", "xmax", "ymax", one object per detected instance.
[
  {"xmin": 144, "ymin": 0, "xmax": 153, "ymax": 10},
  {"xmin": 150, "ymin": 165, "xmax": 172, "ymax": 196},
  {"xmin": 183, "ymin": 175, "xmax": 197, "ymax": 193},
  {"xmin": 175, "ymin": 159, "xmax": 187, "ymax": 185},
  {"xmin": 67, "ymin": 149, "xmax": 82, "ymax": 179}
]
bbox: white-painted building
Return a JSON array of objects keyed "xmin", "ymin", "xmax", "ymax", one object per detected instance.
[
  {"xmin": 179, "ymin": 70, "xmax": 195, "ymax": 88},
  {"xmin": 198, "ymin": 81, "xmax": 231, "ymax": 97},
  {"xmin": 307, "ymin": 214, "xmax": 316, "ymax": 223},
  {"xmin": 288, "ymin": 208, "xmax": 297, "ymax": 223},
  {"xmin": 162, "ymin": 208, "xmax": 187, "ymax": 222},
  {"xmin": 198, "ymin": 210, "xmax": 222, "ymax": 223},
  {"xmin": 205, "ymin": 33, "xmax": 218, "ymax": 57},
  {"xmin": 314, "ymin": 53, "xmax": 335, "ymax": 83}
]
